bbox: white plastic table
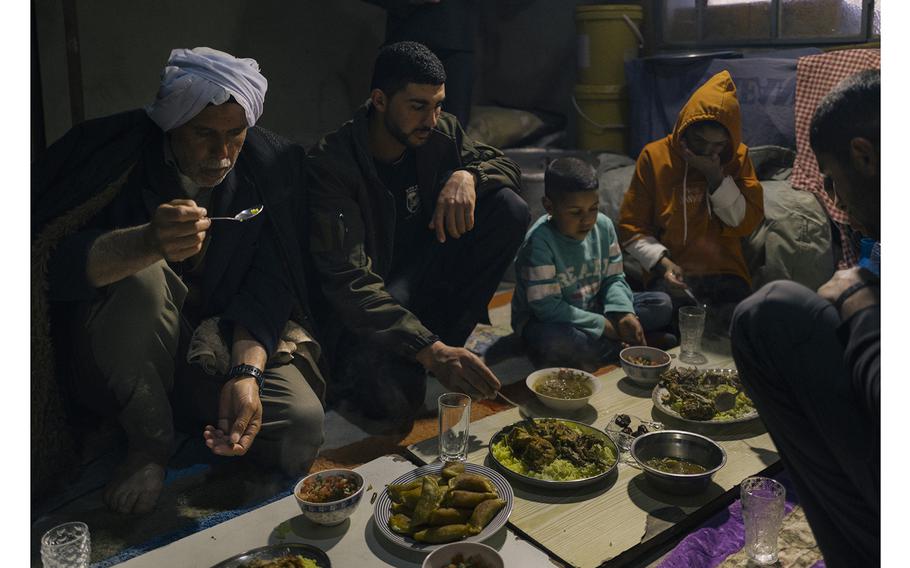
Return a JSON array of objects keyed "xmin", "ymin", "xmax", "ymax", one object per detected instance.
[{"xmin": 114, "ymin": 454, "xmax": 558, "ymax": 567}]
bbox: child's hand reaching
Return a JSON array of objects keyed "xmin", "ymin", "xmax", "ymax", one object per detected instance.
[{"xmin": 616, "ymin": 313, "xmax": 647, "ymax": 346}]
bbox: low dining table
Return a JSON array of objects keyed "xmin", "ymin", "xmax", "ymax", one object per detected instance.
[
  {"xmin": 115, "ymin": 339, "xmax": 779, "ymax": 568},
  {"xmin": 111, "ymin": 453, "xmax": 553, "ymax": 567},
  {"xmin": 407, "ymin": 337, "xmax": 780, "ymax": 568}
]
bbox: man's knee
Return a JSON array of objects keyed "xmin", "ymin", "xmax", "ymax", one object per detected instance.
[
  {"xmin": 257, "ymin": 360, "xmax": 327, "ymax": 476},
  {"xmin": 731, "ymin": 280, "xmax": 820, "ymax": 343},
  {"xmin": 85, "ymin": 262, "xmax": 185, "ymax": 376},
  {"xmin": 479, "ymin": 188, "xmax": 530, "ymax": 246},
  {"xmin": 265, "ymin": 398, "xmax": 325, "ymax": 477},
  {"xmin": 283, "ymin": 409, "xmax": 324, "ymax": 476},
  {"xmin": 635, "ymin": 291, "xmax": 673, "ymax": 328},
  {"xmin": 103, "ymin": 261, "xmax": 187, "ymax": 319}
]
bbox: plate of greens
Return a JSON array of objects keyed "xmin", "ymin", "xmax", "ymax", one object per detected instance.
[
  {"xmin": 488, "ymin": 418, "xmax": 618, "ymax": 489},
  {"xmin": 652, "ymin": 367, "xmax": 759, "ymax": 424},
  {"xmin": 211, "ymin": 543, "xmax": 331, "ymax": 568}
]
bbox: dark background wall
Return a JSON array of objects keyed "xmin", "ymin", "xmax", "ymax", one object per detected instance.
[
  {"xmin": 34, "ymin": 0, "xmax": 595, "ymax": 150},
  {"xmin": 35, "ymin": 0, "xmax": 388, "ymax": 148}
]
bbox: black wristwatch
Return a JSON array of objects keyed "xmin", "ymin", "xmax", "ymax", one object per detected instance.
[{"xmin": 228, "ymin": 364, "xmax": 265, "ymax": 394}]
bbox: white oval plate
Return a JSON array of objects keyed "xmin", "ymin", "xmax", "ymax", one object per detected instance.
[
  {"xmin": 651, "ymin": 368, "xmax": 759, "ymax": 425},
  {"xmin": 372, "ymin": 462, "xmax": 513, "ymax": 553}
]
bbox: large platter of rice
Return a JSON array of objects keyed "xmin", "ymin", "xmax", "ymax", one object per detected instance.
[{"xmin": 488, "ymin": 418, "xmax": 618, "ymax": 489}]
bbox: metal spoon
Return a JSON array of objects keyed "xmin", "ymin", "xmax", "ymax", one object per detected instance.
[
  {"xmin": 683, "ymin": 287, "xmax": 707, "ymax": 309},
  {"xmin": 208, "ymin": 205, "xmax": 264, "ymax": 222}
]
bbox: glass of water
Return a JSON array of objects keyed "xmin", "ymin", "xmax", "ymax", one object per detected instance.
[
  {"xmin": 41, "ymin": 521, "xmax": 91, "ymax": 568},
  {"xmin": 741, "ymin": 477, "xmax": 786, "ymax": 565},
  {"xmin": 438, "ymin": 393, "xmax": 471, "ymax": 463},
  {"xmin": 678, "ymin": 305, "xmax": 707, "ymax": 364}
]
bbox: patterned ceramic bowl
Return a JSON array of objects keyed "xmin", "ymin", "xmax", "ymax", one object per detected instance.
[
  {"xmin": 619, "ymin": 346, "xmax": 672, "ymax": 387},
  {"xmin": 294, "ymin": 468, "xmax": 365, "ymax": 526}
]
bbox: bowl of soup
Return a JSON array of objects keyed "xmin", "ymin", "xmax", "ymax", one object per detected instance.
[
  {"xmin": 630, "ymin": 430, "xmax": 726, "ymax": 495},
  {"xmin": 526, "ymin": 368, "xmax": 601, "ymax": 411}
]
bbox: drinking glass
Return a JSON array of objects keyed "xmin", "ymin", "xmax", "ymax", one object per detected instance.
[
  {"xmin": 438, "ymin": 393, "xmax": 471, "ymax": 462},
  {"xmin": 741, "ymin": 477, "xmax": 786, "ymax": 565},
  {"xmin": 678, "ymin": 305, "xmax": 707, "ymax": 364},
  {"xmin": 40, "ymin": 521, "xmax": 91, "ymax": 568}
]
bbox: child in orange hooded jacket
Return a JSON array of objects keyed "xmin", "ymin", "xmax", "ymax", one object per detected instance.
[{"xmin": 618, "ymin": 70, "xmax": 763, "ymax": 333}]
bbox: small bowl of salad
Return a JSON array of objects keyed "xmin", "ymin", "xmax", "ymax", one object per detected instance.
[
  {"xmin": 619, "ymin": 346, "xmax": 672, "ymax": 388},
  {"xmin": 294, "ymin": 468, "xmax": 365, "ymax": 526}
]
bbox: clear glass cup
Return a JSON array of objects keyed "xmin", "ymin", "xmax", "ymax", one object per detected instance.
[
  {"xmin": 678, "ymin": 305, "xmax": 707, "ymax": 364},
  {"xmin": 438, "ymin": 393, "xmax": 471, "ymax": 462},
  {"xmin": 40, "ymin": 521, "xmax": 91, "ymax": 568},
  {"xmin": 741, "ymin": 477, "xmax": 786, "ymax": 565}
]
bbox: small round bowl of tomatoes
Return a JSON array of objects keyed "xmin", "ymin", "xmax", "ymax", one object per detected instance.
[{"xmin": 294, "ymin": 468, "xmax": 365, "ymax": 526}]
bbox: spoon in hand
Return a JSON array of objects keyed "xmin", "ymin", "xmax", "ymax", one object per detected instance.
[{"xmin": 208, "ymin": 205, "xmax": 264, "ymax": 222}]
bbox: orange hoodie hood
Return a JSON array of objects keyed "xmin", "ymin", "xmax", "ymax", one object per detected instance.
[
  {"xmin": 617, "ymin": 70, "xmax": 764, "ymax": 284},
  {"xmin": 671, "ymin": 70, "xmax": 743, "ymax": 167}
]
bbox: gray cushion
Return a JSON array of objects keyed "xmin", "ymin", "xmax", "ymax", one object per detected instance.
[{"xmin": 743, "ymin": 180, "xmax": 834, "ymax": 291}]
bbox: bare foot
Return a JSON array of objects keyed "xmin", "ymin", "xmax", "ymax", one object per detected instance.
[{"xmin": 103, "ymin": 452, "xmax": 165, "ymax": 514}]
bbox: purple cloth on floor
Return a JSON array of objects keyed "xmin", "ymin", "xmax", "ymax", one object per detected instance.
[{"xmin": 657, "ymin": 470, "xmax": 825, "ymax": 568}]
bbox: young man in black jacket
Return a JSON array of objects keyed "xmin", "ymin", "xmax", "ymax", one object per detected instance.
[
  {"xmin": 730, "ymin": 69, "xmax": 880, "ymax": 567},
  {"xmin": 307, "ymin": 41, "xmax": 529, "ymax": 421}
]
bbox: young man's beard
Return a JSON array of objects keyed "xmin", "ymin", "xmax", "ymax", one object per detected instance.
[{"xmin": 385, "ymin": 114, "xmax": 430, "ymax": 149}]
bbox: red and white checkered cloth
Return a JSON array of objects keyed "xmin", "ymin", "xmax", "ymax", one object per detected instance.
[{"xmin": 792, "ymin": 48, "xmax": 880, "ymax": 268}]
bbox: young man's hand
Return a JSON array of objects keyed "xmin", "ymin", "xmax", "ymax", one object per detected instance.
[
  {"xmin": 817, "ymin": 267, "xmax": 879, "ymax": 321},
  {"xmin": 680, "ymin": 139, "xmax": 724, "ymax": 191},
  {"xmin": 416, "ymin": 341, "xmax": 500, "ymax": 400},
  {"xmin": 429, "ymin": 170, "xmax": 477, "ymax": 243}
]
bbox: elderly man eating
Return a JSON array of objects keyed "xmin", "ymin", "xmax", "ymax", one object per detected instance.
[{"xmin": 32, "ymin": 47, "xmax": 324, "ymax": 514}]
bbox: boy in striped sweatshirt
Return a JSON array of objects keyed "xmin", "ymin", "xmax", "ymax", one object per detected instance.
[{"xmin": 511, "ymin": 158, "xmax": 675, "ymax": 371}]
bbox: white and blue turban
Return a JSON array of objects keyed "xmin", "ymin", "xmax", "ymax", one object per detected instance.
[{"xmin": 146, "ymin": 47, "xmax": 268, "ymax": 132}]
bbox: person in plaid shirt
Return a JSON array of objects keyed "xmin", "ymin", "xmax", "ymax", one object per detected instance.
[{"xmin": 731, "ymin": 69, "xmax": 879, "ymax": 568}]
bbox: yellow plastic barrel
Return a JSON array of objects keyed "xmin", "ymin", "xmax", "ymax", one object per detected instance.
[
  {"xmin": 573, "ymin": 84, "xmax": 627, "ymax": 153},
  {"xmin": 575, "ymin": 5, "xmax": 644, "ymax": 86}
]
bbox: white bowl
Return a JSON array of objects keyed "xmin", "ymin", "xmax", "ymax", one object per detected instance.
[
  {"xmin": 422, "ymin": 542, "xmax": 505, "ymax": 568},
  {"xmin": 526, "ymin": 367, "xmax": 601, "ymax": 411},
  {"xmin": 619, "ymin": 346, "xmax": 672, "ymax": 387},
  {"xmin": 294, "ymin": 468, "xmax": 365, "ymax": 526}
]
